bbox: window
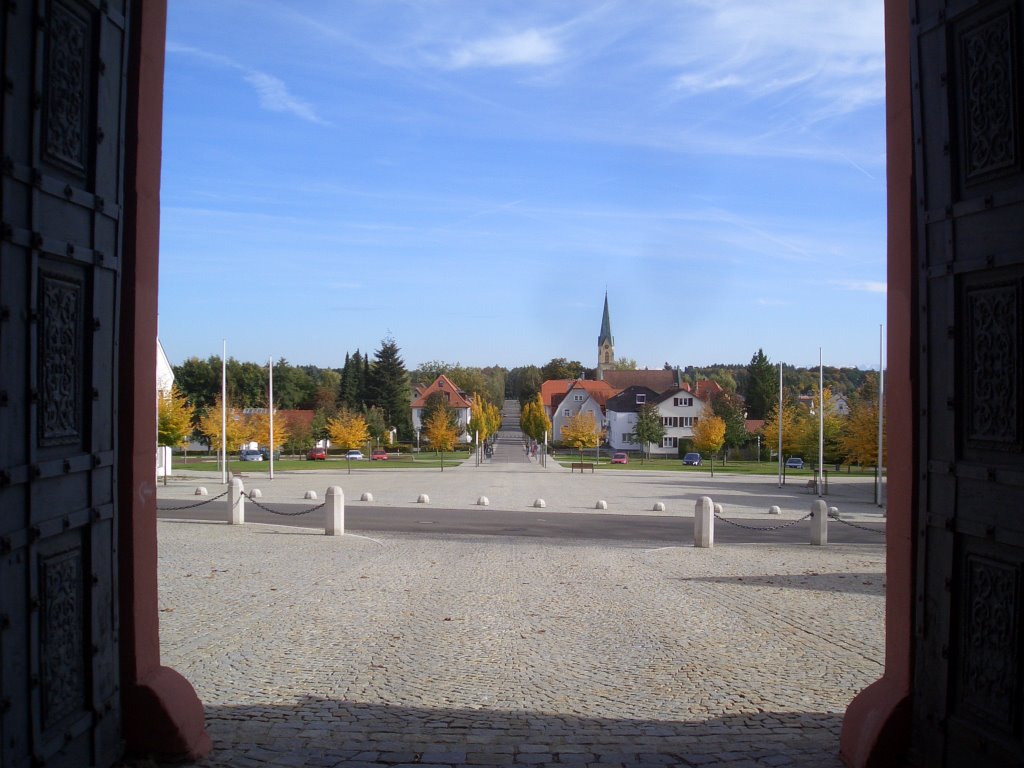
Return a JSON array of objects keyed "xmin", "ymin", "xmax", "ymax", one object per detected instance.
[
  {"xmin": 622, "ymin": 433, "xmax": 632, "ymax": 443},
  {"xmin": 682, "ymin": 416, "xmax": 695, "ymax": 427},
  {"xmin": 574, "ymin": 394, "xmax": 583, "ymax": 402},
  {"xmin": 663, "ymin": 436, "xmax": 678, "ymax": 448},
  {"xmin": 563, "ymin": 409, "xmax": 570, "ymax": 417},
  {"xmin": 674, "ymin": 396, "xmax": 693, "ymax": 407},
  {"xmin": 636, "ymin": 394, "xmax": 646, "ymax": 404}
]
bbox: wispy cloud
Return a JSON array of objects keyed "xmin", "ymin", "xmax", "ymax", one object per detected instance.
[
  {"xmin": 447, "ymin": 29, "xmax": 562, "ymax": 69},
  {"xmin": 167, "ymin": 41, "xmax": 326, "ymax": 125},
  {"xmin": 832, "ymin": 279, "xmax": 887, "ymax": 293}
]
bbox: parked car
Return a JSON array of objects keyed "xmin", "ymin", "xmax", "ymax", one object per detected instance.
[
  {"xmin": 306, "ymin": 447, "xmax": 327, "ymax": 461},
  {"xmin": 344, "ymin": 450, "xmax": 364, "ymax": 461},
  {"xmin": 611, "ymin": 452, "xmax": 628, "ymax": 464},
  {"xmin": 786, "ymin": 457, "xmax": 805, "ymax": 469},
  {"xmin": 682, "ymin": 452, "xmax": 702, "ymax": 466},
  {"xmin": 260, "ymin": 447, "xmax": 281, "ymax": 461},
  {"xmin": 239, "ymin": 448, "xmax": 263, "ymax": 461},
  {"xmin": 371, "ymin": 449, "xmax": 389, "ymax": 461}
]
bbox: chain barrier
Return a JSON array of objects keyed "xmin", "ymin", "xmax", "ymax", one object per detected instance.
[
  {"xmin": 156, "ymin": 489, "xmax": 229, "ymax": 511},
  {"xmin": 713, "ymin": 511, "xmax": 813, "ymax": 532},
  {"xmin": 243, "ymin": 492, "xmax": 327, "ymax": 517},
  {"xmin": 828, "ymin": 511, "xmax": 886, "ymax": 535}
]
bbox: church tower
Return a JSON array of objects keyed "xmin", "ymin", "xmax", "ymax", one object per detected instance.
[{"xmin": 597, "ymin": 292, "xmax": 615, "ymax": 380}]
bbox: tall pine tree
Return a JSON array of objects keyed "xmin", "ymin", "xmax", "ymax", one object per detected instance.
[
  {"xmin": 367, "ymin": 336, "xmax": 412, "ymax": 438},
  {"xmin": 744, "ymin": 348, "xmax": 776, "ymax": 420}
]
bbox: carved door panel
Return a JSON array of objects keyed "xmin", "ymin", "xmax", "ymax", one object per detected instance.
[
  {"xmin": 0, "ymin": 2, "xmax": 129, "ymax": 767},
  {"xmin": 912, "ymin": 0, "xmax": 1024, "ymax": 765}
]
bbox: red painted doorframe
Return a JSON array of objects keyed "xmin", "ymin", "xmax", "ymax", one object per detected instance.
[
  {"xmin": 840, "ymin": 2, "xmax": 913, "ymax": 766},
  {"xmin": 116, "ymin": 1, "xmax": 913, "ymax": 763},
  {"xmin": 118, "ymin": 2, "xmax": 211, "ymax": 759}
]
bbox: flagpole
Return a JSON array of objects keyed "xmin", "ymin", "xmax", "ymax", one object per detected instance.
[
  {"xmin": 269, "ymin": 356, "xmax": 275, "ymax": 481},
  {"xmin": 818, "ymin": 347, "xmax": 824, "ymax": 496},
  {"xmin": 221, "ymin": 340, "xmax": 227, "ymax": 485},
  {"xmin": 777, "ymin": 362, "xmax": 783, "ymax": 487},
  {"xmin": 877, "ymin": 324, "xmax": 885, "ymax": 509}
]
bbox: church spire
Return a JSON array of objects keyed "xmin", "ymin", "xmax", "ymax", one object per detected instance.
[{"xmin": 597, "ymin": 292, "xmax": 615, "ymax": 379}]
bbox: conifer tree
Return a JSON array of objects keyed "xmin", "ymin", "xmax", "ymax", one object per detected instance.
[{"xmin": 367, "ymin": 336, "xmax": 412, "ymax": 438}]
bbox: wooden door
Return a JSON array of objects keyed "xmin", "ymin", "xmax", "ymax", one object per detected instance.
[
  {"xmin": 912, "ymin": 0, "xmax": 1024, "ymax": 764},
  {"xmin": 0, "ymin": 1, "xmax": 130, "ymax": 766}
]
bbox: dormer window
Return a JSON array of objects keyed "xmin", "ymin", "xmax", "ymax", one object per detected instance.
[
  {"xmin": 636, "ymin": 394, "xmax": 646, "ymax": 404},
  {"xmin": 574, "ymin": 394, "xmax": 583, "ymax": 402}
]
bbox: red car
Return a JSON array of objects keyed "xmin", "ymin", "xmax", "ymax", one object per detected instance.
[
  {"xmin": 611, "ymin": 452, "xmax": 629, "ymax": 464},
  {"xmin": 306, "ymin": 447, "xmax": 327, "ymax": 460},
  {"xmin": 371, "ymin": 449, "xmax": 389, "ymax": 461}
]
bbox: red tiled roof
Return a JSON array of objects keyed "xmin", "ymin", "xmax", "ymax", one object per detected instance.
[
  {"xmin": 601, "ymin": 369, "xmax": 679, "ymax": 393},
  {"xmin": 745, "ymin": 419, "xmax": 765, "ymax": 434},
  {"xmin": 410, "ymin": 374, "xmax": 473, "ymax": 409}
]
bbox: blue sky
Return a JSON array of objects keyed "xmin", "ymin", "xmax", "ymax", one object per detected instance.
[{"xmin": 159, "ymin": 1, "xmax": 887, "ymax": 372}]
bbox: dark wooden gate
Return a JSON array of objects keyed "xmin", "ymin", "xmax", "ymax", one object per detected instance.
[
  {"xmin": 1, "ymin": 1, "xmax": 130, "ymax": 766},
  {"xmin": 912, "ymin": 0, "xmax": 1024, "ymax": 764}
]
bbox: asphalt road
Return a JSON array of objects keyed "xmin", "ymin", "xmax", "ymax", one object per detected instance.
[{"xmin": 156, "ymin": 500, "xmax": 886, "ymax": 545}]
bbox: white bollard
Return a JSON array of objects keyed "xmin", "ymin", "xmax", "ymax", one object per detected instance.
[
  {"xmin": 418, "ymin": 494, "xmax": 430, "ymax": 503},
  {"xmin": 304, "ymin": 490, "xmax": 317, "ymax": 500},
  {"xmin": 829, "ymin": 506, "xmax": 840, "ymax": 518},
  {"xmin": 694, "ymin": 496, "xmax": 714, "ymax": 548},
  {"xmin": 249, "ymin": 488, "xmax": 262, "ymax": 499},
  {"xmin": 229, "ymin": 477, "xmax": 245, "ymax": 525},
  {"xmin": 811, "ymin": 499, "xmax": 828, "ymax": 545},
  {"xmin": 653, "ymin": 502, "xmax": 665, "ymax": 512},
  {"xmin": 714, "ymin": 502, "xmax": 723, "ymax": 516},
  {"xmin": 325, "ymin": 486, "xmax": 344, "ymax": 536},
  {"xmin": 361, "ymin": 492, "xmax": 374, "ymax": 502},
  {"xmin": 533, "ymin": 499, "xmax": 546, "ymax": 508},
  {"xmin": 595, "ymin": 500, "xmax": 607, "ymax": 510},
  {"xmin": 768, "ymin": 505, "xmax": 781, "ymax": 515},
  {"xmin": 195, "ymin": 487, "xmax": 208, "ymax": 496},
  {"xmin": 477, "ymin": 496, "xmax": 489, "ymax": 506}
]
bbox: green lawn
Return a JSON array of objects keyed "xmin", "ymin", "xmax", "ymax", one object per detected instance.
[
  {"xmin": 551, "ymin": 455, "xmax": 879, "ymax": 476},
  {"xmin": 176, "ymin": 453, "xmax": 472, "ymax": 472}
]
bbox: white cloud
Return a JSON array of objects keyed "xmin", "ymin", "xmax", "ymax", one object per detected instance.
[
  {"xmin": 242, "ymin": 71, "xmax": 325, "ymax": 124},
  {"xmin": 448, "ymin": 29, "xmax": 561, "ymax": 69},
  {"xmin": 833, "ymin": 279, "xmax": 887, "ymax": 293}
]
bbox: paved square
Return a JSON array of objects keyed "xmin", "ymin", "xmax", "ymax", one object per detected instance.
[{"xmin": 156, "ymin": 520, "xmax": 884, "ymax": 767}]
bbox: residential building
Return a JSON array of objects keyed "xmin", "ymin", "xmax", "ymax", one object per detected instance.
[
  {"xmin": 550, "ymin": 379, "xmax": 616, "ymax": 442},
  {"xmin": 410, "ymin": 374, "xmax": 474, "ymax": 440},
  {"xmin": 605, "ymin": 386, "xmax": 661, "ymax": 451}
]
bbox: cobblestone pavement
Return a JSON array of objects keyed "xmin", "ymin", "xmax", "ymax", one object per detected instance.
[{"xmin": 152, "ymin": 519, "xmax": 885, "ymax": 768}]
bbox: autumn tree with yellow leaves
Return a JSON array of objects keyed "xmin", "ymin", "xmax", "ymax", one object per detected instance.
[
  {"xmin": 560, "ymin": 411, "xmax": 603, "ymax": 464},
  {"xmin": 196, "ymin": 395, "xmax": 247, "ymax": 453},
  {"xmin": 423, "ymin": 408, "xmax": 459, "ymax": 471},
  {"xmin": 691, "ymin": 411, "xmax": 726, "ymax": 476},
  {"xmin": 328, "ymin": 408, "xmax": 370, "ymax": 473},
  {"xmin": 158, "ymin": 385, "xmax": 195, "ymax": 449}
]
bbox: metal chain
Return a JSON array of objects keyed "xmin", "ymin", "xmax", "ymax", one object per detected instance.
[
  {"xmin": 713, "ymin": 511, "xmax": 813, "ymax": 531},
  {"xmin": 828, "ymin": 512, "xmax": 886, "ymax": 535},
  {"xmin": 243, "ymin": 492, "xmax": 327, "ymax": 517},
  {"xmin": 156, "ymin": 489, "xmax": 229, "ymax": 511}
]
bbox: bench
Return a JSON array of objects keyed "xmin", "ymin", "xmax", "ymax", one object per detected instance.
[{"xmin": 570, "ymin": 462, "xmax": 595, "ymax": 473}]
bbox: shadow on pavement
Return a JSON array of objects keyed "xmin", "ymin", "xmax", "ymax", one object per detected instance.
[
  {"xmin": 127, "ymin": 697, "xmax": 848, "ymax": 767},
  {"xmin": 679, "ymin": 571, "xmax": 885, "ymax": 597}
]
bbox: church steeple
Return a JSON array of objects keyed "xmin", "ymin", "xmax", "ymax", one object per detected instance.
[{"xmin": 597, "ymin": 292, "xmax": 615, "ymax": 379}]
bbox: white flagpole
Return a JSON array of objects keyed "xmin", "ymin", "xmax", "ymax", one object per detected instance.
[
  {"xmin": 269, "ymin": 356, "xmax": 275, "ymax": 481},
  {"xmin": 221, "ymin": 340, "xmax": 227, "ymax": 485},
  {"xmin": 877, "ymin": 324, "xmax": 885, "ymax": 509},
  {"xmin": 818, "ymin": 348, "xmax": 824, "ymax": 496},
  {"xmin": 777, "ymin": 362, "xmax": 783, "ymax": 487}
]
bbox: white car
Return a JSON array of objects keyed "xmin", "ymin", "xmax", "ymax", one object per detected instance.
[
  {"xmin": 239, "ymin": 449, "xmax": 263, "ymax": 461},
  {"xmin": 344, "ymin": 450, "xmax": 364, "ymax": 461}
]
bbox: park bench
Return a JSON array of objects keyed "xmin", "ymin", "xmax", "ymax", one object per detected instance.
[{"xmin": 570, "ymin": 462, "xmax": 595, "ymax": 473}]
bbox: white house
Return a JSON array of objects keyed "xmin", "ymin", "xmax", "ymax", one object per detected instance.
[
  {"xmin": 410, "ymin": 374, "xmax": 474, "ymax": 441},
  {"xmin": 550, "ymin": 380, "xmax": 614, "ymax": 442},
  {"xmin": 651, "ymin": 386, "xmax": 709, "ymax": 456},
  {"xmin": 605, "ymin": 386, "xmax": 661, "ymax": 451}
]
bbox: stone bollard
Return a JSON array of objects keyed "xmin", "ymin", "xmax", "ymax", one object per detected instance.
[
  {"xmin": 595, "ymin": 500, "xmax": 607, "ymax": 510},
  {"xmin": 694, "ymin": 496, "xmax": 714, "ymax": 548},
  {"xmin": 811, "ymin": 499, "xmax": 828, "ymax": 545},
  {"xmin": 195, "ymin": 487, "xmax": 208, "ymax": 496},
  {"xmin": 533, "ymin": 499, "xmax": 546, "ymax": 508},
  {"xmin": 229, "ymin": 477, "xmax": 245, "ymax": 525},
  {"xmin": 304, "ymin": 490, "xmax": 317, "ymax": 500},
  {"xmin": 418, "ymin": 494, "xmax": 430, "ymax": 503},
  {"xmin": 477, "ymin": 496, "xmax": 489, "ymax": 506},
  {"xmin": 653, "ymin": 502, "xmax": 665, "ymax": 512},
  {"xmin": 714, "ymin": 502, "xmax": 723, "ymax": 516},
  {"xmin": 361, "ymin": 492, "xmax": 373, "ymax": 502},
  {"xmin": 249, "ymin": 489, "xmax": 262, "ymax": 499},
  {"xmin": 768, "ymin": 505, "xmax": 781, "ymax": 515},
  {"xmin": 325, "ymin": 486, "xmax": 344, "ymax": 536},
  {"xmin": 829, "ymin": 506, "xmax": 840, "ymax": 518}
]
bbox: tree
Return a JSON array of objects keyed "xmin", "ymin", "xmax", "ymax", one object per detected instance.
[
  {"xmin": 423, "ymin": 408, "xmax": 459, "ymax": 471},
  {"xmin": 743, "ymin": 349, "xmax": 777, "ymax": 420},
  {"xmin": 172, "ymin": 356, "xmax": 219, "ymax": 409},
  {"xmin": 840, "ymin": 373, "xmax": 886, "ymax": 466},
  {"xmin": 468, "ymin": 396, "xmax": 501, "ymax": 443},
  {"xmin": 611, "ymin": 358, "xmax": 638, "ymax": 370},
  {"xmin": 196, "ymin": 395, "xmax": 247, "ymax": 453},
  {"xmin": 760, "ymin": 398, "xmax": 801, "ymax": 460},
  {"xmin": 245, "ymin": 410, "xmax": 289, "ymax": 452},
  {"xmin": 364, "ymin": 405, "xmax": 389, "ymax": 446},
  {"xmin": 519, "ymin": 393, "xmax": 551, "ymax": 443},
  {"xmin": 710, "ymin": 390, "xmax": 749, "ymax": 462},
  {"xmin": 327, "ymin": 408, "xmax": 370, "ymax": 473},
  {"xmin": 793, "ymin": 387, "xmax": 844, "ymax": 466},
  {"xmin": 507, "ymin": 365, "xmax": 543, "ymax": 405},
  {"xmin": 631, "ymin": 403, "xmax": 665, "ymax": 462},
  {"xmin": 691, "ymin": 413, "xmax": 726, "ymax": 476},
  {"xmin": 541, "ymin": 357, "xmax": 585, "ymax": 382},
  {"xmin": 283, "ymin": 413, "xmax": 312, "ymax": 455},
  {"xmin": 560, "ymin": 411, "xmax": 602, "ymax": 464},
  {"xmin": 420, "ymin": 391, "xmax": 460, "ymax": 436},
  {"xmin": 158, "ymin": 385, "xmax": 195, "ymax": 448},
  {"xmin": 367, "ymin": 336, "xmax": 412, "ymax": 438}
]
